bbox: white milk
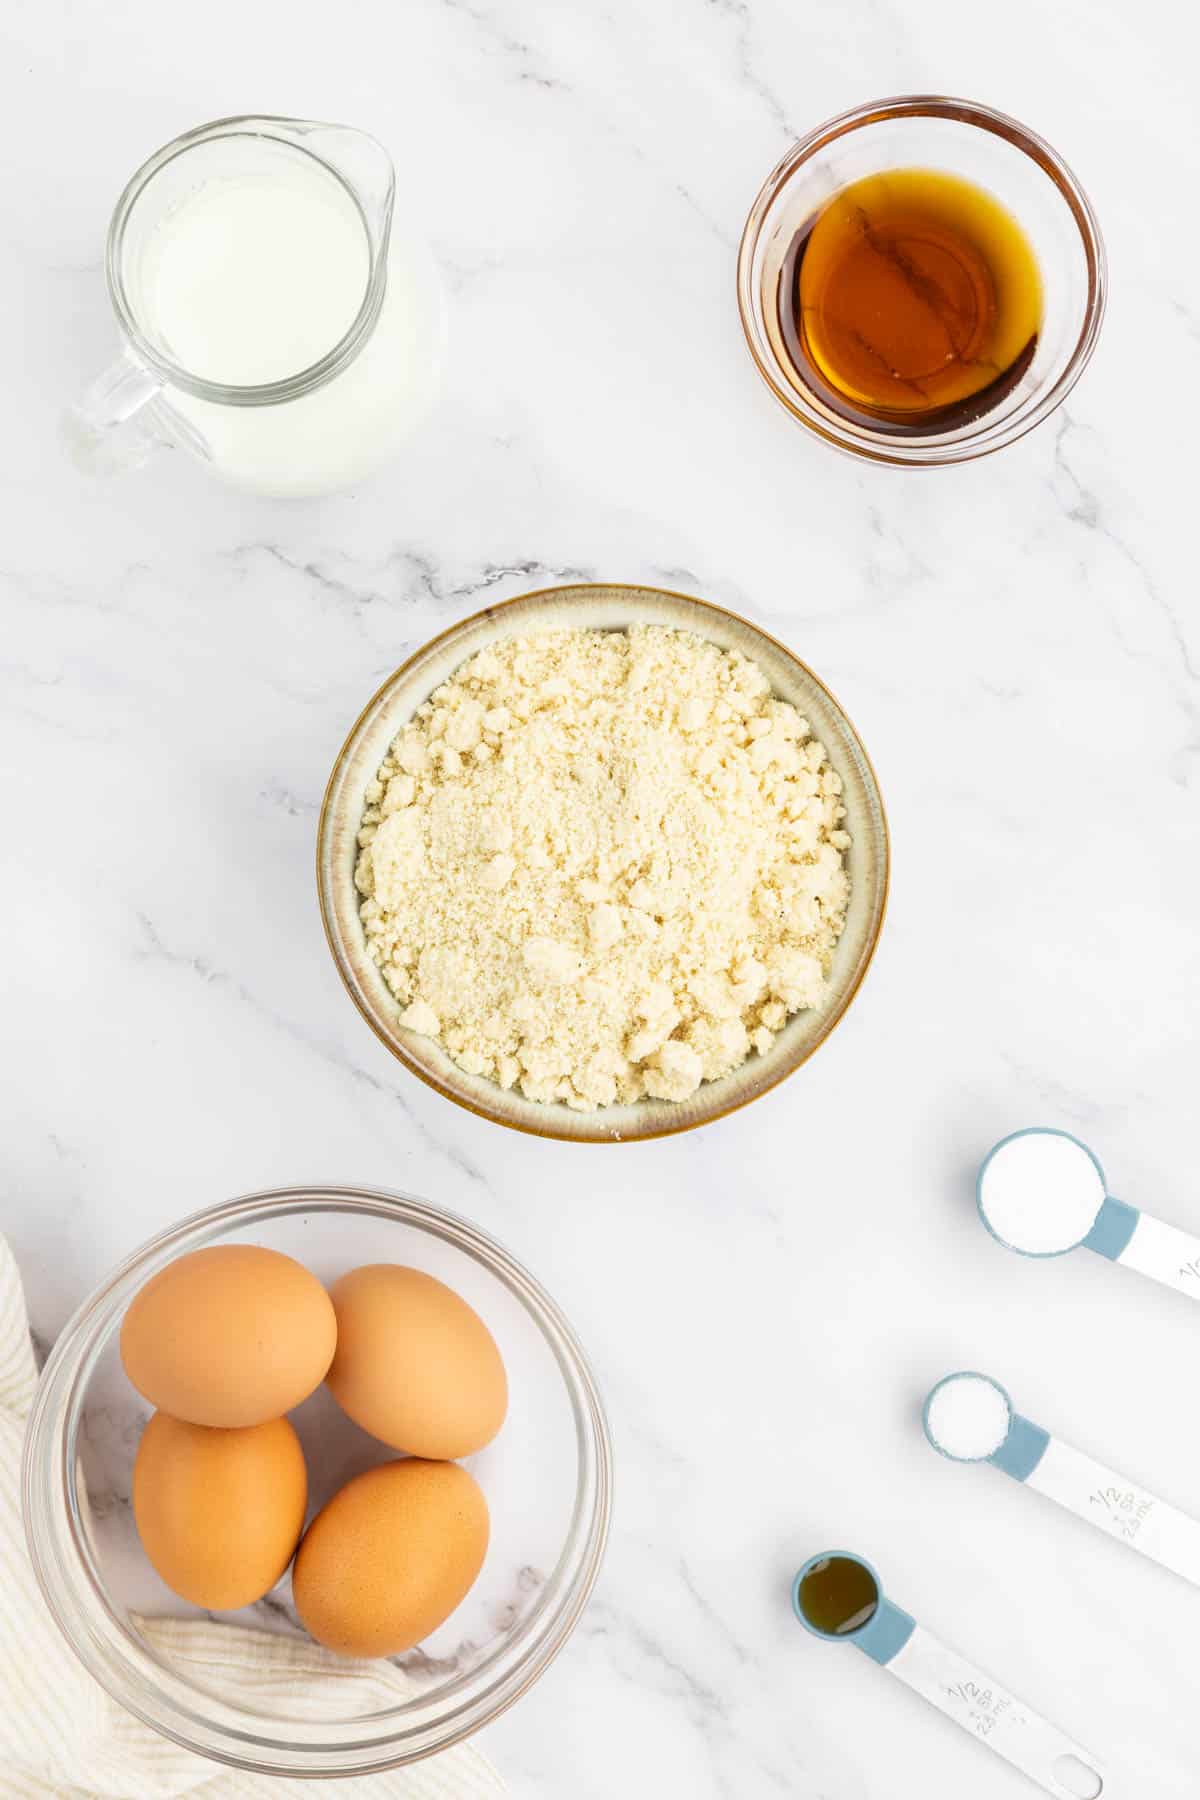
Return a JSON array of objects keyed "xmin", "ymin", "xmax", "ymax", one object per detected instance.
[
  {"xmin": 139, "ymin": 170, "xmax": 369, "ymax": 386},
  {"xmin": 131, "ymin": 148, "xmax": 444, "ymax": 497}
]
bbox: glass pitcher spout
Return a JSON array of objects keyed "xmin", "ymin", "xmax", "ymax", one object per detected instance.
[{"xmin": 267, "ymin": 117, "xmax": 396, "ymax": 264}]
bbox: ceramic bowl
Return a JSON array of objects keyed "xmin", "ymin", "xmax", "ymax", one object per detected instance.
[{"xmin": 318, "ymin": 583, "xmax": 889, "ymax": 1143}]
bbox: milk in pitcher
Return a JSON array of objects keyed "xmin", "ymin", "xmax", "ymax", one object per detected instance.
[{"xmin": 72, "ymin": 118, "xmax": 445, "ymax": 497}]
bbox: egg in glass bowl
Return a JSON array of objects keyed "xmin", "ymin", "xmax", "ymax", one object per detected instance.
[{"xmin": 22, "ymin": 1186, "xmax": 612, "ymax": 1777}]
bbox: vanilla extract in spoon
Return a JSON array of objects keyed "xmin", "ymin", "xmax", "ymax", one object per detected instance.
[{"xmin": 777, "ymin": 167, "xmax": 1043, "ymax": 431}]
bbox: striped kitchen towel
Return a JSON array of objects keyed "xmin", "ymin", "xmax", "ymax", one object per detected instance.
[{"xmin": 0, "ymin": 1234, "xmax": 507, "ymax": 1799}]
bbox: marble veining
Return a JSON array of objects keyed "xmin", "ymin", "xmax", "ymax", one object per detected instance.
[{"xmin": 4, "ymin": 0, "xmax": 1200, "ymax": 1794}]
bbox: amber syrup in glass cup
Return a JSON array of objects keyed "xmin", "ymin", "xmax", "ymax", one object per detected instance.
[
  {"xmin": 778, "ymin": 167, "xmax": 1042, "ymax": 431},
  {"xmin": 737, "ymin": 97, "xmax": 1106, "ymax": 466}
]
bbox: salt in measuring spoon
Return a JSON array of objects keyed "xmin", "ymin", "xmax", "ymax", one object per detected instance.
[
  {"xmin": 792, "ymin": 1551, "xmax": 1105, "ymax": 1797},
  {"xmin": 977, "ymin": 1127, "xmax": 1200, "ymax": 1299},
  {"xmin": 924, "ymin": 1370, "xmax": 1200, "ymax": 1587}
]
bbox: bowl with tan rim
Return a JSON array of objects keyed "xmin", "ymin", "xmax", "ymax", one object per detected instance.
[{"xmin": 317, "ymin": 583, "xmax": 889, "ymax": 1143}]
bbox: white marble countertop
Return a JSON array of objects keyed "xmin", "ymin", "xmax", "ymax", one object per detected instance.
[{"xmin": 4, "ymin": 1, "xmax": 1200, "ymax": 1794}]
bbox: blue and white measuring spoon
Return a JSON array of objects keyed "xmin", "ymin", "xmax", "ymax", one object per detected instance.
[
  {"xmin": 924, "ymin": 1370, "xmax": 1200, "ymax": 1586},
  {"xmin": 792, "ymin": 1550, "xmax": 1104, "ymax": 1797},
  {"xmin": 977, "ymin": 1126, "xmax": 1200, "ymax": 1300}
]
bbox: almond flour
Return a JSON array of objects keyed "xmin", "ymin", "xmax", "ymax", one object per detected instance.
[{"xmin": 355, "ymin": 625, "xmax": 850, "ymax": 1109}]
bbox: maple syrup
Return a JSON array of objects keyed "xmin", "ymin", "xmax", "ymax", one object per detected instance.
[
  {"xmin": 797, "ymin": 1555, "xmax": 880, "ymax": 1636},
  {"xmin": 777, "ymin": 168, "xmax": 1042, "ymax": 430}
]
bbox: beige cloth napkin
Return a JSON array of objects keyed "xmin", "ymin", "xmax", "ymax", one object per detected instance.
[{"xmin": 0, "ymin": 1235, "xmax": 507, "ymax": 1798}]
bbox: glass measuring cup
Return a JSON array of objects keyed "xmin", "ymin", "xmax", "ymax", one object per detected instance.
[{"xmin": 65, "ymin": 116, "xmax": 447, "ymax": 498}]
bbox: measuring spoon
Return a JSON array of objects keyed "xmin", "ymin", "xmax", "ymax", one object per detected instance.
[
  {"xmin": 924, "ymin": 1370, "xmax": 1200, "ymax": 1586},
  {"xmin": 792, "ymin": 1550, "xmax": 1104, "ymax": 1797},
  {"xmin": 978, "ymin": 1127, "xmax": 1200, "ymax": 1300}
]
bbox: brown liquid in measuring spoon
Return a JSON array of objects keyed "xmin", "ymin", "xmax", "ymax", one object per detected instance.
[
  {"xmin": 798, "ymin": 1555, "xmax": 880, "ymax": 1635},
  {"xmin": 778, "ymin": 168, "xmax": 1043, "ymax": 430}
]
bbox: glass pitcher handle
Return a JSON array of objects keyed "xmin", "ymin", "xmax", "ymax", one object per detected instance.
[{"xmin": 62, "ymin": 350, "xmax": 170, "ymax": 475}]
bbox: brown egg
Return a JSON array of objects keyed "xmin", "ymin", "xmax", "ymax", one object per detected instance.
[
  {"xmin": 120, "ymin": 1245, "xmax": 337, "ymax": 1427},
  {"xmin": 324, "ymin": 1265, "xmax": 507, "ymax": 1458},
  {"xmin": 292, "ymin": 1459, "xmax": 489, "ymax": 1657},
  {"xmin": 132, "ymin": 1411, "xmax": 307, "ymax": 1610}
]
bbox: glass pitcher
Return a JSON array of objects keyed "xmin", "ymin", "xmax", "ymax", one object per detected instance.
[{"xmin": 66, "ymin": 115, "xmax": 447, "ymax": 498}]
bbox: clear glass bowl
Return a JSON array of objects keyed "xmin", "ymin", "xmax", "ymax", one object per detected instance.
[
  {"xmin": 22, "ymin": 1187, "xmax": 612, "ymax": 1777},
  {"xmin": 737, "ymin": 95, "xmax": 1106, "ymax": 466},
  {"xmin": 318, "ymin": 583, "xmax": 890, "ymax": 1144}
]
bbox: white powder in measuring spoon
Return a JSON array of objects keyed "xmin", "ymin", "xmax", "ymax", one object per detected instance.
[
  {"xmin": 925, "ymin": 1373, "xmax": 1012, "ymax": 1461},
  {"xmin": 978, "ymin": 1131, "xmax": 1107, "ymax": 1255}
]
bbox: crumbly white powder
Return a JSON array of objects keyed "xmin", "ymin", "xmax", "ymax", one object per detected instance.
[
  {"xmin": 925, "ymin": 1373, "xmax": 1012, "ymax": 1461},
  {"xmin": 355, "ymin": 625, "xmax": 851, "ymax": 1109}
]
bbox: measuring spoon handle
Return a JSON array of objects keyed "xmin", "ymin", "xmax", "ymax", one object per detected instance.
[
  {"xmin": 887, "ymin": 1624, "xmax": 1105, "ymax": 1796},
  {"xmin": 1107, "ymin": 1207, "xmax": 1200, "ymax": 1301},
  {"xmin": 1025, "ymin": 1436, "xmax": 1200, "ymax": 1586}
]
